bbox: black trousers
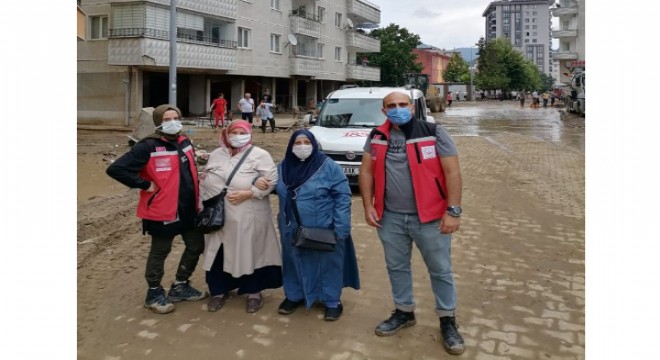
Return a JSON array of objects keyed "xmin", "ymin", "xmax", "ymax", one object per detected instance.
[
  {"xmin": 261, "ymin": 117, "xmax": 276, "ymax": 132},
  {"xmin": 145, "ymin": 229, "xmax": 204, "ymax": 288}
]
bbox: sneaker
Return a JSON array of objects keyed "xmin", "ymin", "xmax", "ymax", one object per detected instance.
[
  {"xmin": 144, "ymin": 286, "xmax": 175, "ymax": 314},
  {"xmin": 278, "ymin": 298, "xmax": 304, "ymax": 315},
  {"xmin": 324, "ymin": 303, "xmax": 343, "ymax": 321},
  {"xmin": 440, "ymin": 316, "xmax": 465, "ymax": 355},
  {"xmin": 167, "ymin": 280, "xmax": 208, "ymax": 302},
  {"xmin": 374, "ymin": 309, "xmax": 417, "ymax": 336}
]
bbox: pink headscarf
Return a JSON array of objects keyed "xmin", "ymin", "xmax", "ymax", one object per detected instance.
[{"xmin": 220, "ymin": 120, "xmax": 253, "ymax": 155}]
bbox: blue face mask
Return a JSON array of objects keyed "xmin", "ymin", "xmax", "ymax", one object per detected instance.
[{"xmin": 386, "ymin": 107, "xmax": 412, "ymax": 125}]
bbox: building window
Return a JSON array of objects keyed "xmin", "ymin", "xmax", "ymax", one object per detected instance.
[
  {"xmin": 532, "ymin": 32, "xmax": 537, "ymax": 36},
  {"xmin": 270, "ymin": 34, "xmax": 280, "ymax": 53},
  {"xmin": 318, "ymin": 6, "xmax": 325, "ymax": 23},
  {"xmin": 318, "ymin": 43, "xmax": 324, "ymax": 58},
  {"xmin": 532, "ymin": 18, "xmax": 536, "ymax": 23},
  {"xmin": 532, "ymin": 11, "xmax": 538, "ymax": 15},
  {"xmin": 525, "ymin": 39, "xmax": 529, "ymax": 43},
  {"xmin": 334, "ymin": 12, "xmax": 342, "ymax": 27},
  {"xmin": 90, "ymin": 15, "xmax": 108, "ymax": 39},
  {"xmin": 532, "ymin": 25, "xmax": 537, "ymax": 29},
  {"xmin": 525, "ymin": 25, "xmax": 529, "ymax": 29},
  {"xmin": 334, "ymin": 46, "xmax": 341, "ymax": 61},
  {"xmin": 238, "ymin": 27, "xmax": 251, "ymax": 48},
  {"xmin": 532, "ymin": 39, "xmax": 537, "ymax": 43},
  {"xmin": 525, "ymin": 18, "xmax": 529, "ymax": 23},
  {"xmin": 270, "ymin": 0, "xmax": 280, "ymax": 10}
]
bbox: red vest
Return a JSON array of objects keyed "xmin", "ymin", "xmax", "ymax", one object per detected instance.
[
  {"xmin": 369, "ymin": 120, "xmax": 448, "ymax": 223},
  {"xmin": 136, "ymin": 136, "xmax": 199, "ymax": 221}
]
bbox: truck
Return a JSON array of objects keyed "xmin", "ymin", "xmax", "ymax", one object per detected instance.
[
  {"xmin": 404, "ymin": 73, "xmax": 446, "ymax": 112},
  {"xmin": 564, "ymin": 70, "xmax": 585, "ymax": 117}
]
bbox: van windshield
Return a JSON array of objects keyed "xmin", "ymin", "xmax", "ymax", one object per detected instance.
[{"xmin": 317, "ymin": 98, "xmax": 387, "ymax": 128}]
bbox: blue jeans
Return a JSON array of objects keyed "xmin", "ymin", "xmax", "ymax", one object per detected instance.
[{"xmin": 377, "ymin": 210, "xmax": 456, "ymax": 317}]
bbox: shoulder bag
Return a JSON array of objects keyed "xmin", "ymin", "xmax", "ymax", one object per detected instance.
[
  {"xmin": 290, "ymin": 195, "xmax": 336, "ymax": 252},
  {"xmin": 194, "ymin": 146, "xmax": 254, "ymax": 234}
]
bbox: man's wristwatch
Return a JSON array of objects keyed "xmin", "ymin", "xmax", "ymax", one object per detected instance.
[{"xmin": 446, "ymin": 206, "xmax": 462, "ymax": 218}]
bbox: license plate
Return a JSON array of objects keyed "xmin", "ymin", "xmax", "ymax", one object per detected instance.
[{"xmin": 342, "ymin": 166, "xmax": 359, "ymax": 176}]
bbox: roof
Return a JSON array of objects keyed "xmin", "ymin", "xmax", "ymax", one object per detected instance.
[{"xmin": 326, "ymin": 87, "xmax": 424, "ymax": 100}]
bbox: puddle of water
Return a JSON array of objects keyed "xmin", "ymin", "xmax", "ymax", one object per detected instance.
[{"xmin": 435, "ymin": 102, "xmax": 584, "ymax": 153}]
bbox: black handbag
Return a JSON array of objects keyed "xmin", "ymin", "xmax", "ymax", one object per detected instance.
[
  {"xmin": 195, "ymin": 146, "xmax": 253, "ymax": 234},
  {"xmin": 290, "ymin": 196, "xmax": 336, "ymax": 252}
]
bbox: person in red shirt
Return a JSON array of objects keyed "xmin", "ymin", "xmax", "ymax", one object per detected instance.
[{"xmin": 210, "ymin": 93, "xmax": 228, "ymax": 130}]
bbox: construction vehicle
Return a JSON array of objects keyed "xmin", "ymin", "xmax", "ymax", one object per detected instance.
[
  {"xmin": 564, "ymin": 70, "xmax": 585, "ymax": 117},
  {"xmin": 404, "ymin": 73, "xmax": 446, "ymax": 112}
]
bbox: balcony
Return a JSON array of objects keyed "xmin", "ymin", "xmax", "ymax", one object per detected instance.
[
  {"xmin": 346, "ymin": 63, "xmax": 380, "ymax": 81},
  {"xmin": 108, "ymin": 31, "xmax": 237, "ymax": 71},
  {"xmin": 346, "ymin": 31, "xmax": 380, "ymax": 52},
  {"xmin": 290, "ymin": 12, "xmax": 321, "ymax": 38},
  {"xmin": 346, "ymin": 0, "xmax": 380, "ymax": 25},
  {"xmin": 551, "ymin": 27, "xmax": 578, "ymax": 38},
  {"xmin": 551, "ymin": 1, "xmax": 578, "ymax": 17},
  {"xmin": 290, "ymin": 56, "xmax": 321, "ymax": 77},
  {"xmin": 552, "ymin": 51, "xmax": 578, "ymax": 60}
]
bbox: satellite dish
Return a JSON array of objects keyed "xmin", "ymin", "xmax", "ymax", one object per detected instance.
[
  {"xmin": 287, "ymin": 33, "xmax": 298, "ymax": 46},
  {"xmin": 346, "ymin": 18, "xmax": 354, "ymax": 29}
]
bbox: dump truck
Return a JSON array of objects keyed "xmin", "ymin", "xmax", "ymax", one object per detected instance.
[
  {"xmin": 564, "ymin": 70, "xmax": 585, "ymax": 117},
  {"xmin": 404, "ymin": 73, "xmax": 446, "ymax": 112}
]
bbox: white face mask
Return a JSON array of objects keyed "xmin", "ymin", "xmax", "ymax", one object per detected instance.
[
  {"xmin": 160, "ymin": 120, "xmax": 182, "ymax": 135},
  {"xmin": 292, "ymin": 144, "xmax": 313, "ymax": 160},
  {"xmin": 229, "ymin": 134, "xmax": 251, "ymax": 148}
]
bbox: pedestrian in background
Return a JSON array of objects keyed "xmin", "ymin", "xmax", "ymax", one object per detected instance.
[
  {"xmin": 518, "ymin": 91, "xmax": 526, "ymax": 107},
  {"xmin": 256, "ymin": 129, "xmax": 360, "ymax": 321},
  {"xmin": 446, "ymin": 91, "xmax": 453, "ymax": 107},
  {"xmin": 237, "ymin": 92, "xmax": 255, "ymax": 126},
  {"xmin": 359, "ymin": 91, "xmax": 465, "ymax": 355},
  {"xmin": 256, "ymin": 99, "xmax": 276, "ymax": 133},
  {"xmin": 531, "ymin": 91, "xmax": 540, "ymax": 108},
  {"xmin": 542, "ymin": 91, "xmax": 550, "ymax": 108},
  {"xmin": 210, "ymin": 93, "xmax": 227, "ymax": 130},
  {"xmin": 106, "ymin": 104, "xmax": 207, "ymax": 315},
  {"xmin": 199, "ymin": 120, "xmax": 282, "ymax": 314}
]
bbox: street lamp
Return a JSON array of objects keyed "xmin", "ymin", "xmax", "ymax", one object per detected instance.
[{"xmin": 469, "ymin": 47, "xmax": 474, "ymax": 101}]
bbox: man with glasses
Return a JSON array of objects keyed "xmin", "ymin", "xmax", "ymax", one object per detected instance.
[{"xmin": 359, "ymin": 91, "xmax": 465, "ymax": 355}]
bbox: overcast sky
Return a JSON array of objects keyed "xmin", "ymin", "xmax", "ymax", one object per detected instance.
[{"xmin": 373, "ymin": 0, "xmax": 557, "ymax": 51}]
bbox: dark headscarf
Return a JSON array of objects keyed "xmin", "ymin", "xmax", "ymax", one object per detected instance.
[
  {"xmin": 280, "ymin": 129, "xmax": 328, "ymax": 225},
  {"xmin": 150, "ymin": 104, "xmax": 182, "ymax": 141}
]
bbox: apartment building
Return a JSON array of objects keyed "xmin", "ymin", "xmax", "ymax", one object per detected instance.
[
  {"xmin": 413, "ymin": 46, "xmax": 452, "ymax": 84},
  {"xmin": 550, "ymin": 0, "xmax": 585, "ymax": 85},
  {"xmin": 482, "ymin": 0, "xmax": 554, "ymax": 76},
  {"xmin": 78, "ymin": 0, "xmax": 381, "ymax": 125}
]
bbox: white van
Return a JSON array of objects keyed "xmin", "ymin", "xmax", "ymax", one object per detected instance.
[{"xmin": 308, "ymin": 87, "xmax": 435, "ymax": 185}]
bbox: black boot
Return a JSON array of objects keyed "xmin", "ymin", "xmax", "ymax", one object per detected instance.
[
  {"xmin": 374, "ymin": 309, "xmax": 416, "ymax": 336},
  {"xmin": 440, "ymin": 316, "xmax": 465, "ymax": 355}
]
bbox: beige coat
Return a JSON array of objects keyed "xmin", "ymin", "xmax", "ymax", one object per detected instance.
[{"xmin": 199, "ymin": 145, "xmax": 280, "ymax": 277}]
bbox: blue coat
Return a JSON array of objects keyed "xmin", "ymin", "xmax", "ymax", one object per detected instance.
[{"xmin": 276, "ymin": 158, "xmax": 360, "ymax": 308}]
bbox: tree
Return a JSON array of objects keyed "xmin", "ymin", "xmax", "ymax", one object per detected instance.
[
  {"xmin": 443, "ymin": 53, "xmax": 470, "ymax": 83},
  {"xmin": 365, "ymin": 24, "xmax": 423, "ymax": 86},
  {"xmin": 474, "ymin": 37, "xmax": 544, "ymax": 93}
]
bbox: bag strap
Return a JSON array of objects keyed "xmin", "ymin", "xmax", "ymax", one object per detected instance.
[
  {"xmin": 204, "ymin": 146, "xmax": 254, "ymax": 206},
  {"xmin": 290, "ymin": 196, "xmax": 303, "ymax": 226},
  {"xmin": 225, "ymin": 145, "xmax": 254, "ymax": 187}
]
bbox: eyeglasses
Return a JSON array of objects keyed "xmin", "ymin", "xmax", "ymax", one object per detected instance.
[{"xmin": 385, "ymin": 102, "xmax": 411, "ymax": 110}]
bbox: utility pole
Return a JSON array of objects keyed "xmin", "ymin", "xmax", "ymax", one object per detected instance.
[
  {"xmin": 169, "ymin": 0, "xmax": 177, "ymax": 105},
  {"xmin": 469, "ymin": 47, "xmax": 474, "ymax": 101}
]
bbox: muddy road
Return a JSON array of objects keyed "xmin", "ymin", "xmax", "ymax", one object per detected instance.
[{"xmin": 78, "ymin": 101, "xmax": 585, "ymax": 359}]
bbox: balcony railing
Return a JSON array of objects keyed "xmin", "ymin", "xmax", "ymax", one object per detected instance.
[
  {"xmin": 346, "ymin": 63, "xmax": 380, "ymax": 81},
  {"xmin": 109, "ymin": 28, "xmax": 237, "ymax": 49},
  {"xmin": 290, "ymin": 9, "xmax": 320, "ymax": 22},
  {"xmin": 346, "ymin": 31, "xmax": 380, "ymax": 52},
  {"xmin": 552, "ymin": 51, "xmax": 578, "ymax": 60},
  {"xmin": 551, "ymin": 27, "xmax": 578, "ymax": 38}
]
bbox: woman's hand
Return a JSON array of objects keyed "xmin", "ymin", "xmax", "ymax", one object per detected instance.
[
  {"xmin": 226, "ymin": 189, "xmax": 252, "ymax": 205},
  {"xmin": 254, "ymin": 177, "xmax": 270, "ymax": 190}
]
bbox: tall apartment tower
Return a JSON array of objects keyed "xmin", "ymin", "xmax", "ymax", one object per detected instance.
[
  {"xmin": 482, "ymin": 0, "xmax": 554, "ymax": 76},
  {"xmin": 550, "ymin": 0, "xmax": 585, "ymax": 85}
]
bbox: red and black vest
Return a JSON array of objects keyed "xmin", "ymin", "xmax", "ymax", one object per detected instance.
[
  {"xmin": 368, "ymin": 120, "xmax": 448, "ymax": 223},
  {"xmin": 136, "ymin": 136, "xmax": 199, "ymax": 221}
]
